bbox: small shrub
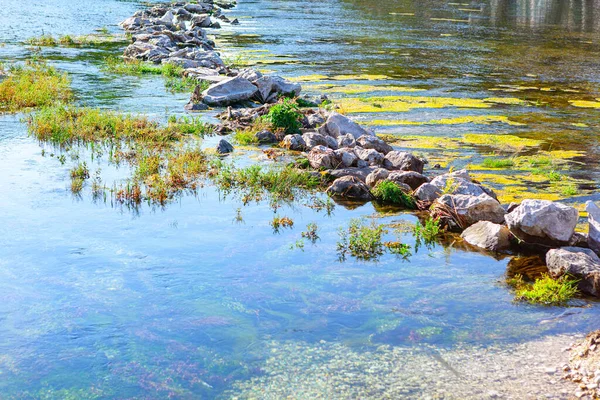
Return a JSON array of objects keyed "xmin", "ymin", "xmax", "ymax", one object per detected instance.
[
  {"xmin": 372, "ymin": 180, "xmax": 416, "ymax": 208},
  {"xmin": 264, "ymin": 98, "xmax": 302, "ymax": 134},
  {"xmin": 337, "ymin": 219, "xmax": 387, "ymax": 261},
  {"xmin": 482, "ymin": 158, "xmax": 514, "ymax": 168},
  {"xmin": 509, "ymin": 274, "xmax": 579, "ymax": 305}
]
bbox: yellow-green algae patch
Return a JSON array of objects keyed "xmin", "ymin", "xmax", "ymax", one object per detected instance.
[
  {"xmin": 337, "ymin": 95, "xmax": 526, "ymax": 113},
  {"xmin": 380, "ymin": 135, "xmax": 461, "ymax": 150},
  {"xmin": 288, "ymin": 74, "xmax": 330, "ymax": 82},
  {"xmin": 330, "ymin": 74, "xmax": 391, "ymax": 81},
  {"xmin": 368, "ymin": 115, "xmax": 524, "ymax": 127},
  {"xmin": 461, "ymin": 134, "xmax": 543, "ymax": 150},
  {"xmin": 570, "ymin": 99, "xmax": 600, "ymax": 109}
]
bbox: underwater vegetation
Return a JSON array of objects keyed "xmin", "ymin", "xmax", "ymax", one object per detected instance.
[
  {"xmin": 508, "ymin": 274, "xmax": 579, "ymax": 305},
  {"xmin": 337, "ymin": 219, "xmax": 387, "ymax": 261}
]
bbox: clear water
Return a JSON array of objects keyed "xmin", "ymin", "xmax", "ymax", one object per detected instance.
[{"xmin": 1, "ymin": 0, "xmax": 600, "ymax": 398}]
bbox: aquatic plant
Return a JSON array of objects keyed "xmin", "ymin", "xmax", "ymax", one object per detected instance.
[
  {"xmin": 384, "ymin": 241, "xmax": 411, "ymax": 258},
  {"xmin": 264, "ymin": 98, "xmax": 302, "ymax": 134},
  {"xmin": 233, "ymin": 130, "xmax": 259, "ymax": 145},
  {"xmin": 337, "ymin": 219, "xmax": 387, "ymax": 261},
  {"xmin": 371, "ymin": 180, "xmax": 416, "ymax": 208},
  {"xmin": 70, "ymin": 162, "xmax": 90, "ymax": 180},
  {"xmin": 481, "ymin": 158, "xmax": 515, "ymax": 169},
  {"xmin": 0, "ymin": 62, "xmax": 72, "ymax": 111},
  {"xmin": 301, "ymin": 223, "xmax": 319, "ymax": 243},
  {"xmin": 27, "ymin": 33, "xmax": 127, "ymax": 47},
  {"xmin": 413, "ymin": 217, "xmax": 442, "ymax": 245},
  {"xmin": 271, "ymin": 215, "xmax": 294, "ymax": 233},
  {"xmin": 508, "ymin": 274, "xmax": 579, "ymax": 305}
]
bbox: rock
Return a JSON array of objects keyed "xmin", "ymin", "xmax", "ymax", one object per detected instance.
[
  {"xmin": 231, "ymin": 18, "xmax": 240, "ymax": 25},
  {"xmin": 587, "ymin": 201, "xmax": 600, "ymax": 254},
  {"xmin": 302, "ymin": 132, "xmax": 330, "ymax": 150},
  {"xmin": 336, "ymin": 133, "xmax": 356, "ymax": 148},
  {"xmin": 354, "ymin": 147, "xmax": 384, "ymax": 166},
  {"xmin": 307, "ymin": 145, "xmax": 341, "ymax": 170},
  {"xmin": 326, "ymin": 176, "xmax": 373, "ymax": 201},
  {"xmin": 356, "ymin": 135, "xmax": 393, "ymax": 155},
  {"xmin": 505, "ymin": 200, "xmax": 579, "ymax": 245},
  {"xmin": 382, "ymin": 151, "xmax": 424, "ymax": 173},
  {"xmin": 255, "ymin": 130, "xmax": 277, "ymax": 143},
  {"xmin": 201, "ymin": 76, "xmax": 258, "ymax": 106},
  {"xmin": 253, "ymin": 76, "xmax": 274, "ymax": 103},
  {"xmin": 434, "ymin": 194, "xmax": 506, "ymax": 227},
  {"xmin": 461, "ymin": 221, "xmax": 513, "ymax": 252},
  {"xmin": 326, "ymin": 167, "xmax": 374, "ymax": 183},
  {"xmin": 216, "ymin": 139, "xmax": 234, "ymax": 154},
  {"xmin": 306, "ymin": 113, "xmax": 325, "ymax": 129},
  {"xmin": 546, "ymin": 247, "xmax": 600, "ymax": 297},
  {"xmin": 185, "ymin": 3, "xmax": 210, "ymax": 13},
  {"xmin": 324, "ymin": 136, "xmax": 338, "ymax": 150},
  {"xmin": 387, "ymin": 171, "xmax": 429, "ymax": 191},
  {"xmin": 429, "ymin": 174, "xmax": 494, "ymax": 200},
  {"xmin": 239, "ymin": 68, "xmax": 263, "ymax": 83},
  {"xmin": 323, "ymin": 113, "xmax": 372, "ymax": 139},
  {"xmin": 184, "ymin": 101, "xmax": 209, "ymax": 111},
  {"xmin": 271, "ymin": 76, "xmax": 301, "ymax": 96},
  {"xmin": 365, "ymin": 168, "xmax": 390, "ymax": 188},
  {"xmin": 334, "ymin": 148, "xmax": 358, "ymax": 167},
  {"xmin": 191, "ymin": 14, "xmax": 212, "ymax": 28},
  {"xmin": 414, "ymin": 183, "xmax": 442, "ymax": 203},
  {"xmin": 280, "ymin": 134, "xmax": 306, "ymax": 151}
]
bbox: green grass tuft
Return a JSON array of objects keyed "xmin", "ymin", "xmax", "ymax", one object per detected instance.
[
  {"xmin": 264, "ymin": 98, "xmax": 303, "ymax": 134},
  {"xmin": 372, "ymin": 180, "xmax": 416, "ymax": 208},
  {"xmin": 509, "ymin": 274, "xmax": 579, "ymax": 305},
  {"xmin": 482, "ymin": 157, "xmax": 515, "ymax": 168}
]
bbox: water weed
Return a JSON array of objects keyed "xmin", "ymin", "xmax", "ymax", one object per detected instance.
[
  {"xmin": 384, "ymin": 241, "xmax": 412, "ymax": 259},
  {"xmin": 372, "ymin": 180, "xmax": 416, "ymax": 208},
  {"xmin": 337, "ymin": 219, "xmax": 387, "ymax": 261},
  {"xmin": 0, "ymin": 62, "xmax": 72, "ymax": 111},
  {"xmin": 413, "ymin": 217, "xmax": 442, "ymax": 246},
  {"xmin": 508, "ymin": 274, "xmax": 579, "ymax": 305},
  {"xmin": 301, "ymin": 223, "xmax": 319, "ymax": 243},
  {"xmin": 271, "ymin": 215, "xmax": 294, "ymax": 233},
  {"xmin": 481, "ymin": 158, "xmax": 515, "ymax": 168}
]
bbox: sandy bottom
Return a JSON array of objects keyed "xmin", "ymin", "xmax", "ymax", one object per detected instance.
[{"xmin": 228, "ymin": 335, "xmax": 583, "ymax": 399}]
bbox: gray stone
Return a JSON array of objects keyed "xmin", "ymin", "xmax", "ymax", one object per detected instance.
[
  {"xmin": 271, "ymin": 76, "xmax": 301, "ymax": 96},
  {"xmin": 586, "ymin": 201, "xmax": 600, "ymax": 254},
  {"xmin": 280, "ymin": 134, "xmax": 306, "ymax": 151},
  {"xmin": 429, "ymin": 175, "xmax": 490, "ymax": 199},
  {"xmin": 387, "ymin": 171, "xmax": 429, "ymax": 191},
  {"xmin": 326, "ymin": 167, "xmax": 375, "ymax": 183},
  {"xmin": 255, "ymin": 130, "xmax": 277, "ymax": 143},
  {"xmin": 307, "ymin": 145, "xmax": 341, "ymax": 170},
  {"xmin": 546, "ymin": 247, "xmax": 600, "ymax": 297},
  {"xmin": 365, "ymin": 168, "xmax": 390, "ymax": 188},
  {"xmin": 354, "ymin": 147, "xmax": 384, "ymax": 166},
  {"xmin": 334, "ymin": 148, "xmax": 357, "ymax": 167},
  {"xmin": 306, "ymin": 113, "xmax": 325, "ymax": 129},
  {"xmin": 253, "ymin": 76, "xmax": 273, "ymax": 103},
  {"xmin": 337, "ymin": 133, "xmax": 356, "ymax": 148},
  {"xmin": 434, "ymin": 194, "xmax": 506, "ymax": 227},
  {"xmin": 356, "ymin": 135, "xmax": 393, "ymax": 155},
  {"xmin": 324, "ymin": 136, "xmax": 338, "ymax": 150},
  {"xmin": 323, "ymin": 113, "xmax": 372, "ymax": 139},
  {"xmin": 461, "ymin": 221, "xmax": 513, "ymax": 252},
  {"xmin": 505, "ymin": 200, "xmax": 579, "ymax": 244},
  {"xmin": 302, "ymin": 132, "xmax": 329, "ymax": 150},
  {"xmin": 239, "ymin": 68, "xmax": 263, "ymax": 83},
  {"xmin": 383, "ymin": 151, "xmax": 424, "ymax": 173},
  {"xmin": 216, "ymin": 139, "xmax": 234, "ymax": 154},
  {"xmin": 326, "ymin": 176, "xmax": 373, "ymax": 201},
  {"xmin": 414, "ymin": 183, "xmax": 442, "ymax": 202},
  {"xmin": 201, "ymin": 76, "xmax": 258, "ymax": 106}
]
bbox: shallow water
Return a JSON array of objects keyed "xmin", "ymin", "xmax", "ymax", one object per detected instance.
[{"xmin": 1, "ymin": 0, "xmax": 600, "ymax": 398}]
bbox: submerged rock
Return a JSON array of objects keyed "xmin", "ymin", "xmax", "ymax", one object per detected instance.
[
  {"xmin": 505, "ymin": 200, "xmax": 578, "ymax": 245},
  {"xmin": 382, "ymin": 151, "xmax": 424, "ymax": 173},
  {"xmin": 461, "ymin": 221, "xmax": 513, "ymax": 252},
  {"xmin": 586, "ymin": 201, "xmax": 600, "ymax": 254},
  {"xmin": 216, "ymin": 139, "xmax": 234, "ymax": 154},
  {"xmin": 201, "ymin": 76, "xmax": 258, "ymax": 106},
  {"xmin": 326, "ymin": 176, "xmax": 373, "ymax": 200},
  {"xmin": 546, "ymin": 247, "xmax": 600, "ymax": 297}
]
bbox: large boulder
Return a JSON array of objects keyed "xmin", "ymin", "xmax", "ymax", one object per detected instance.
[
  {"xmin": 307, "ymin": 145, "xmax": 341, "ymax": 170},
  {"xmin": 356, "ymin": 135, "xmax": 393, "ymax": 155},
  {"xmin": 383, "ymin": 151, "xmax": 424, "ymax": 173},
  {"xmin": 271, "ymin": 76, "xmax": 301, "ymax": 97},
  {"xmin": 387, "ymin": 171, "xmax": 429, "ymax": 191},
  {"xmin": 365, "ymin": 168, "xmax": 390, "ymax": 188},
  {"xmin": 333, "ymin": 148, "xmax": 357, "ymax": 167},
  {"xmin": 461, "ymin": 221, "xmax": 513, "ymax": 252},
  {"xmin": 434, "ymin": 194, "xmax": 506, "ymax": 228},
  {"xmin": 505, "ymin": 200, "xmax": 579, "ymax": 245},
  {"xmin": 322, "ymin": 113, "xmax": 372, "ymax": 139},
  {"xmin": 201, "ymin": 76, "xmax": 258, "ymax": 106},
  {"xmin": 326, "ymin": 176, "xmax": 373, "ymax": 201},
  {"xmin": 326, "ymin": 167, "xmax": 375, "ymax": 183},
  {"xmin": 280, "ymin": 134, "xmax": 305, "ymax": 151},
  {"xmin": 546, "ymin": 247, "xmax": 600, "ymax": 297},
  {"xmin": 586, "ymin": 201, "xmax": 600, "ymax": 254},
  {"xmin": 429, "ymin": 173, "xmax": 496, "ymax": 200}
]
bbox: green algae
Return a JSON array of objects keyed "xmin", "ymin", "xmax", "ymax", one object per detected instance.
[
  {"xmin": 570, "ymin": 99, "xmax": 600, "ymax": 109},
  {"xmin": 310, "ymin": 83, "xmax": 425, "ymax": 95},
  {"xmin": 461, "ymin": 134, "xmax": 542, "ymax": 150},
  {"xmin": 369, "ymin": 115, "xmax": 524, "ymax": 127}
]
